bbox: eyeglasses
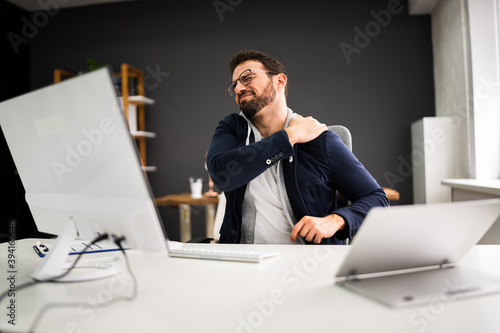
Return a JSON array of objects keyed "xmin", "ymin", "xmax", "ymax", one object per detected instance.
[{"xmin": 226, "ymin": 68, "xmax": 279, "ymax": 97}]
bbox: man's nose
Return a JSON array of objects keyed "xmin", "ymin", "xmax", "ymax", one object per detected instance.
[{"xmin": 234, "ymin": 81, "xmax": 246, "ymax": 96}]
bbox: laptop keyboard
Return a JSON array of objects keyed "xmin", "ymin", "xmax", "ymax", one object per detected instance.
[{"xmin": 168, "ymin": 247, "xmax": 280, "ymax": 263}]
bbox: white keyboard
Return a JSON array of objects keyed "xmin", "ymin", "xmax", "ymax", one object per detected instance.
[{"xmin": 168, "ymin": 247, "xmax": 280, "ymax": 263}]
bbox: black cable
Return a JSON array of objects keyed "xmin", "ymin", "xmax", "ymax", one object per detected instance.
[
  {"xmin": 111, "ymin": 235, "xmax": 138, "ymax": 301},
  {"xmin": 0, "ymin": 279, "xmax": 39, "ymax": 306},
  {"xmin": 27, "ymin": 234, "xmax": 137, "ymax": 333},
  {"xmin": 42, "ymin": 233, "xmax": 110, "ymax": 282},
  {"xmin": 0, "ymin": 233, "xmax": 109, "ymax": 305}
]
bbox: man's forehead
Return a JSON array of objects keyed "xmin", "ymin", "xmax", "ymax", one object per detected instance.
[{"xmin": 232, "ymin": 60, "xmax": 265, "ymax": 79}]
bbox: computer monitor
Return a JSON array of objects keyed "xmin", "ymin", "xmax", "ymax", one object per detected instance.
[{"xmin": 0, "ymin": 68, "xmax": 167, "ymax": 281}]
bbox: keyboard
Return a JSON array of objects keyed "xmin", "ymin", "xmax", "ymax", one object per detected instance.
[{"xmin": 167, "ymin": 247, "xmax": 280, "ymax": 263}]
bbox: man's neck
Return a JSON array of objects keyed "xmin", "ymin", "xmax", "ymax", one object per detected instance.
[{"xmin": 251, "ymin": 100, "xmax": 288, "ymax": 138}]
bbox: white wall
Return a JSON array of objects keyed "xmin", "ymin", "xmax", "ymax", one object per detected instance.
[
  {"xmin": 467, "ymin": 0, "xmax": 500, "ymax": 179},
  {"xmin": 431, "ymin": 0, "xmax": 500, "ymax": 180},
  {"xmin": 432, "ymin": 0, "xmax": 474, "ymax": 179}
]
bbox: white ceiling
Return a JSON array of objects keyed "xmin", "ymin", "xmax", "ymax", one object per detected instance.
[{"xmin": 6, "ymin": 0, "xmax": 137, "ymax": 12}]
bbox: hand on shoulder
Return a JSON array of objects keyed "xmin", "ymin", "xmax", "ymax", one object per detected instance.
[{"xmin": 285, "ymin": 115, "xmax": 328, "ymax": 145}]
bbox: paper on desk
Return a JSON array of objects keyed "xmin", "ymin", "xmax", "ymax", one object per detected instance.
[
  {"xmin": 166, "ymin": 240, "xmax": 184, "ymax": 250},
  {"xmin": 33, "ymin": 240, "xmax": 120, "ymax": 258}
]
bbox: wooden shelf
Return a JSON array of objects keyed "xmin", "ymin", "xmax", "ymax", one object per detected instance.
[
  {"xmin": 128, "ymin": 96, "xmax": 155, "ymax": 105},
  {"xmin": 131, "ymin": 131, "xmax": 156, "ymax": 138},
  {"xmin": 53, "ymin": 63, "xmax": 157, "ymax": 173},
  {"xmin": 141, "ymin": 166, "xmax": 157, "ymax": 172}
]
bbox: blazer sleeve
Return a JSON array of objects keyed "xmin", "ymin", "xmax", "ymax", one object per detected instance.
[
  {"xmin": 324, "ymin": 131, "xmax": 390, "ymax": 240},
  {"xmin": 207, "ymin": 114, "xmax": 295, "ymax": 192}
]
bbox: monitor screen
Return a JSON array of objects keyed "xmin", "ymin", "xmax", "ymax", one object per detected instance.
[{"xmin": 0, "ymin": 68, "xmax": 167, "ymax": 257}]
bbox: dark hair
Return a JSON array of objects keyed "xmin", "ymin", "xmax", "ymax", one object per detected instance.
[{"xmin": 229, "ymin": 49, "xmax": 289, "ymax": 96}]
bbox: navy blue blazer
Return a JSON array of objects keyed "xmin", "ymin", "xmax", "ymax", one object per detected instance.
[{"xmin": 207, "ymin": 113, "xmax": 389, "ymax": 244}]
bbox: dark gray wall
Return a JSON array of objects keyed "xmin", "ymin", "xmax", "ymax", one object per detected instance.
[
  {"xmin": 23, "ymin": 0, "xmax": 433, "ymax": 240},
  {"xmin": 1, "ymin": 0, "xmax": 38, "ymax": 241}
]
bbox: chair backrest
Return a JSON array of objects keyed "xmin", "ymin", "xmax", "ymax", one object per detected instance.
[
  {"xmin": 328, "ymin": 125, "xmax": 352, "ymax": 151},
  {"xmin": 328, "ymin": 125, "xmax": 352, "ymax": 245}
]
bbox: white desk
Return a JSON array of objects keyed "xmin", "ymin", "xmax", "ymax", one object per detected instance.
[
  {"xmin": 441, "ymin": 179, "xmax": 500, "ymax": 244},
  {"xmin": 2, "ymin": 240, "xmax": 500, "ymax": 333},
  {"xmin": 441, "ymin": 179, "xmax": 500, "ymax": 201}
]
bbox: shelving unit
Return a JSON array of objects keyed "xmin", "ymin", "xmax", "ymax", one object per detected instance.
[{"xmin": 53, "ymin": 63, "xmax": 156, "ymax": 172}]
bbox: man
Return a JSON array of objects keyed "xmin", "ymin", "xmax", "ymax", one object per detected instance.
[{"xmin": 207, "ymin": 49, "xmax": 389, "ymax": 245}]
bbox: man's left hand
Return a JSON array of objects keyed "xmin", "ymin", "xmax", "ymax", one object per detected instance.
[{"xmin": 290, "ymin": 214, "xmax": 346, "ymax": 244}]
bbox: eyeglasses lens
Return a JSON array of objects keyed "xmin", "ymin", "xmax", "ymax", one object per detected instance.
[
  {"xmin": 240, "ymin": 71, "xmax": 253, "ymax": 85},
  {"xmin": 227, "ymin": 69, "xmax": 253, "ymax": 96}
]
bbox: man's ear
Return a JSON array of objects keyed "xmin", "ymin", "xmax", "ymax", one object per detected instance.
[{"xmin": 276, "ymin": 73, "xmax": 287, "ymax": 92}]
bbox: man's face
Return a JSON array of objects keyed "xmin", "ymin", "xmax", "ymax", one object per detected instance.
[{"xmin": 232, "ymin": 61, "xmax": 277, "ymax": 119}]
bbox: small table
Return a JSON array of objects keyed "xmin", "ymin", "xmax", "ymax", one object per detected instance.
[
  {"xmin": 383, "ymin": 187, "xmax": 400, "ymax": 201},
  {"xmin": 155, "ymin": 193, "xmax": 219, "ymax": 242}
]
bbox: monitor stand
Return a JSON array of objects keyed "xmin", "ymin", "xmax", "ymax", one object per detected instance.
[{"xmin": 31, "ymin": 218, "xmax": 122, "ymax": 282}]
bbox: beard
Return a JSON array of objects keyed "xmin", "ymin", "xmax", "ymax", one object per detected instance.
[{"xmin": 238, "ymin": 81, "xmax": 276, "ymax": 119}]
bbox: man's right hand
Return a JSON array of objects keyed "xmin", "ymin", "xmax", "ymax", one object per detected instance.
[{"xmin": 285, "ymin": 115, "xmax": 328, "ymax": 146}]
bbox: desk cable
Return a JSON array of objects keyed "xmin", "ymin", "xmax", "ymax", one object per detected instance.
[
  {"xmin": 28, "ymin": 235, "xmax": 137, "ymax": 333},
  {"xmin": 0, "ymin": 234, "xmax": 138, "ymax": 333},
  {"xmin": 0, "ymin": 233, "xmax": 108, "ymax": 305}
]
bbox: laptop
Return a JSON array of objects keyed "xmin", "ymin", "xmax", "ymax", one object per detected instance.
[{"xmin": 335, "ymin": 199, "xmax": 500, "ymax": 307}]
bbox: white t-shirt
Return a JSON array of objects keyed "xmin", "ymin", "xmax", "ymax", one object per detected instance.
[
  {"xmin": 248, "ymin": 163, "xmax": 298, "ymax": 244},
  {"xmin": 240, "ymin": 110, "xmax": 303, "ymax": 244}
]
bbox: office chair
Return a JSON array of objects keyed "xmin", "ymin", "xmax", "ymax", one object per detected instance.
[
  {"xmin": 328, "ymin": 125, "xmax": 352, "ymax": 211},
  {"xmin": 328, "ymin": 125, "xmax": 352, "ymax": 245},
  {"xmin": 204, "ymin": 125, "xmax": 353, "ymax": 244},
  {"xmin": 328, "ymin": 125, "xmax": 352, "ymax": 151}
]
